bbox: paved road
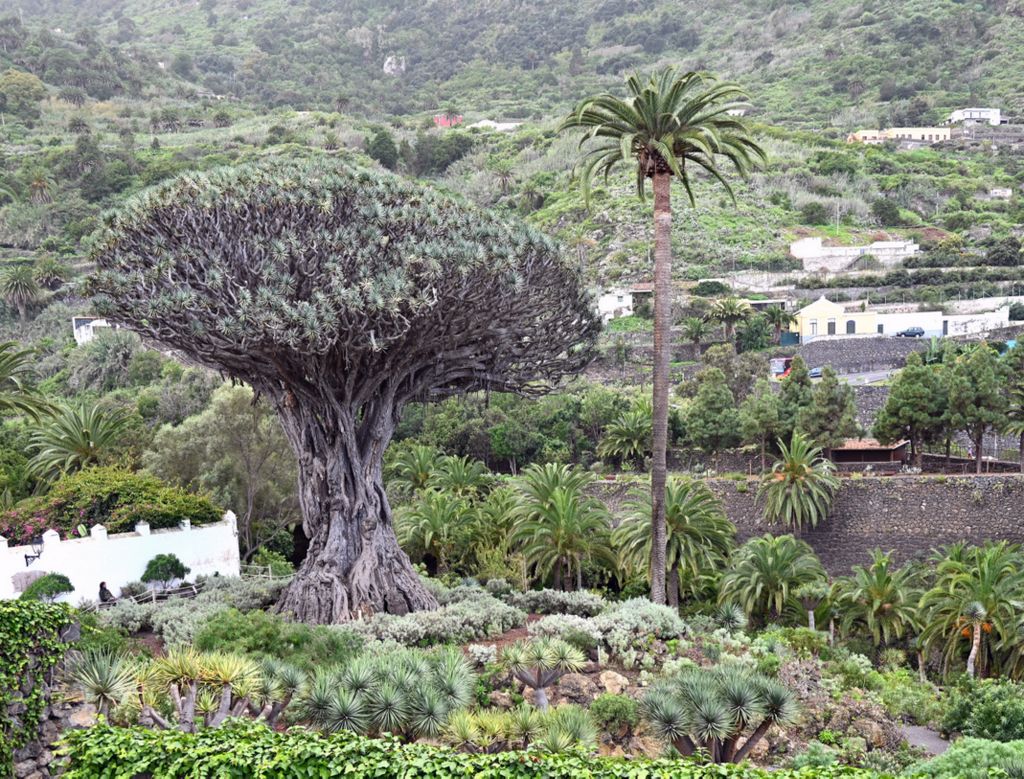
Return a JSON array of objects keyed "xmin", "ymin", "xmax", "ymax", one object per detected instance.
[{"xmin": 841, "ymin": 369, "xmax": 895, "ymax": 386}]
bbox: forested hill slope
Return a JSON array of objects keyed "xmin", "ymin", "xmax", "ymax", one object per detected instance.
[{"xmin": 10, "ymin": 0, "xmax": 1024, "ymax": 126}]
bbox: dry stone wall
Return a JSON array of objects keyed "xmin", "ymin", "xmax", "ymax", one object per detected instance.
[{"xmin": 706, "ymin": 474, "xmax": 1024, "ymax": 574}]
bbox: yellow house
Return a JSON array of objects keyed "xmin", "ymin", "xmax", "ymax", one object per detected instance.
[{"xmin": 791, "ymin": 297, "xmax": 878, "ymax": 341}]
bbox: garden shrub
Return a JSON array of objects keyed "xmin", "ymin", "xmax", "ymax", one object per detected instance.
[
  {"xmin": 1, "ymin": 601, "xmax": 71, "ymax": 773},
  {"xmin": 141, "ymin": 553, "xmax": 190, "ymax": 588},
  {"xmin": 98, "ymin": 576, "xmax": 287, "ymax": 643},
  {"xmin": 590, "ymin": 693, "xmax": 639, "ymax": 733},
  {"xmin": 506, "ymin": 588, "xmax": 607, "ymax": 616},
  {"xmin": 0, "ymin": 466, "xmax": 221, "ymax": 545},
  {"xmin": 250, "ymin": 547, "xmax": 294, "ymax": 576},
  {"xmin": 906, "ymin": 736, "xmax": 1024, "ymax": 778},
  {"xmin": 877, "ymin": 669, "xmax": 943, "ymax": 726},
  {"xmin": 19, "ymin": 572, "xmax": 74, "ymax": 602},
  {"xmin": 60, "ymin": 721, "xmax": 882, "ymax": 778},
  {"xmin": 349, "ymin": 589, "xmax": 525, "ymax": 646},
  {"xmin": 592, "ymin": 598, "xmax": 687, "ymax": 658},
  {"xmin": 942, "ymin": 678, "xmax": 1024, "ymax": 741},
  {"xmin": 193, "ymin": 608, "xmax": 363, "ymax": 669},
  {"xmin": 529, "ymin": 614, "xmax": 602, "ymax": 645}
]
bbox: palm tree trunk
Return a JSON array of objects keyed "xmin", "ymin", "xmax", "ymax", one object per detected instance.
[
  {"xmin": 649, "ymin": 171, "xmax": 672, "ymax": 605},
  {"xmin": 667, "ymin": 566, "xmax": 679, "ymax": 609},
  {"xmin": 975, "ymin": 431, "xmax": 984, "ymax": 474},
  {"xmin": 1018, "ymin": 431, "xmax": 1023, "ymax": 474},
  {"xmin": 967, "ymin": 622, "xmax": 981, "ymax": 677},
  {"xmin": 917, "ymin": 649, "xmax": 927, "ymax": 684},
  {"xmin": 552, "ymin": 560, "xmax": 561, "ymax": 591},
  {"xmin": 807, "ymin": 609, "xmax": 816, "ymax": 632}
]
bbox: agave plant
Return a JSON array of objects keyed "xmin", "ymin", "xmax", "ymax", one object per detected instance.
[
  {"xmin": 642, "ymin": 668, "xmax": 798, "ymax": 764},
  {"xmin": 501, "ymin": 638, "xmax": 585, "ymax": 710}
]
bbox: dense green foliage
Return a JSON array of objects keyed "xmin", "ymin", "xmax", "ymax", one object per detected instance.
[
  {"xmin": 0, "ymin": 466, "xmax": 221, "ymax": 545},
  {"xmin": 0, "ymin": 600, "xmax": 71, "ymax": 773},
  {"xmin": 19, "ymin": 571, "xmax": 74, "ymax": 602},
  {"xmin": 59, "ymin": 721, "xmax": 881, "ymax": 778}
]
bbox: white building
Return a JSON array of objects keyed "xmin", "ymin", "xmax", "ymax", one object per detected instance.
[
  {"xmin": 789, "ymin": 237, "xmax": 920, "ymax": 272},
  {"xmin": 72, "ymin": 316, "xmax": 116, "ymax": 346},
  {"xmin": 989, "ymin": 188, "xmax": 1013, "ymax": 200},
  {"xmin": 947, "ymin": 107, "xmax": 1004, "ymax": 126},
  {"xmin": 0, "ymin": 513, "xmax": 240, "ymax": 602},
  {"xmin": 597, "ymin": 288, "xmax": 633, "ymax": 322}
]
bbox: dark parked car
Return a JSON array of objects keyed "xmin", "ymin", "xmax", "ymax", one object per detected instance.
[{"xmin": 896, "ymin": 327, "xmax": 925, "ymax": 338}]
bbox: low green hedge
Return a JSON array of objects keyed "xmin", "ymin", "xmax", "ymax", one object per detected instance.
[
  {"xmin": 0, "ymin": 466, "xmax": 221, "ymax": 545},
  {"xmin": 60, "ymin": 722, "xmax": 884, "ymax": 778}
]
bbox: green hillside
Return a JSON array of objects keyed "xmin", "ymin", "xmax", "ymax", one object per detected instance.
[{"xmin": 9, "ymin": 0, "xmax": 1024, "ymax": 125}]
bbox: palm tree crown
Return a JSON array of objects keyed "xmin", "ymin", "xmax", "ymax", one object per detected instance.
[
  {"xmin": 559, "ymin": 68, "xmax": 766, "ymax": 204},
  {"xmin": 758, "ymin": 432, "xmax": 840, "ymax": 535}
]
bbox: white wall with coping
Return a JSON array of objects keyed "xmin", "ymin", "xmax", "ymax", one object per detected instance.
[
  {"xmin": 944, "ymin": 306, "xmax": 1011, "ymax": 336},
  {"xmin": 790, "ymin": 237, "xmax": 920, "ymax": 272},
  {"xmin": 876, "ymin": 310, "xmax": 944, "ymax": 338},
  {"xmin": 0, "ymin": 512, "xmax": 240, "ymax": 603}
]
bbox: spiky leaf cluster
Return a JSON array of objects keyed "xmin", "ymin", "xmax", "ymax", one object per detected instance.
[
  {"xmin": 641, "ymin": 667, "xmax": 798, "ymax": 764},
  {"xmin": 300, "ymin": 647, "xmax": 474, "ymax": 740}
]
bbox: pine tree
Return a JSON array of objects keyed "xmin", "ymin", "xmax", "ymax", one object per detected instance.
[
  {"xmin": 947, "ymin": 344, "xmax": 1008, "ymax": 473},
  {"xmin": 740, "ymin": 378, "xmax": 782, "ymax": 470},
  {"xmin": 685, "ymin": 367, "xmax": 741, "ymax": 460},
  {"xmin": 797, "ymin": 366, "xmax": 859, "ymax": 456},
  {"xmin": 778, "ymin": 356, "xmax": 813, "ymax": 443},
  {"xmin": 873, "ymin": 352, "xmax": 947, "ymax": 468}
]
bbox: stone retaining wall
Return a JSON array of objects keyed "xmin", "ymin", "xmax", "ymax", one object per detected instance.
[
  {"xmin": 798, "ymin": 337, "xmax": 927, "ymax": 373},
  {"xmin": 706, "ymin": 474, "xmax": 1024, "ymax": 574}
]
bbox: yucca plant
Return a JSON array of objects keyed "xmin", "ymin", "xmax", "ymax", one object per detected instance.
[
  {"xmin": 299, "ymin": 649, "xmax": 474, "ymax": 740},
  {"xmin": 714, "ymin": 603, "xmax": 748, "ymax": 633},
  {"xmin": 501, "ymin": 638, "xmax": 585, "ymax": 711},
  {"xmin": 642, "ymin": 669, "xmax": 798, "ymax": 764},
  {"xmin": 69, "ymin": 651, "xmax": 136, "ymax": 718},
  {"xmin": 153, "ymin": 648, "xmax": 204, "ymax": 732},
  {"xmin": 443, "ymin": 709, "xmax": 480, "ymax": 752},
  {"xmin": 201, "ymin": 653, "xmax": 261, "ymax": 727},
  {"xmin": 505, "ymin": 703, "xmax": 544, "ymax": 748},
  {"xmin": 542, "ymin": 704, "xmax": 598, "ymax": 751}
]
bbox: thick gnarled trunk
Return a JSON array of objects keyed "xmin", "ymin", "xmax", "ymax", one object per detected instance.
[
  {"xmin": 273, "ymin": 400, "xmax": 437, "ymax": 624},
  {"xmin": 649, "ymin": 171, "xmax": 672, "ymax": 605}
]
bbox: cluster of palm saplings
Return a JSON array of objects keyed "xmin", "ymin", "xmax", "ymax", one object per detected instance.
[
  {"xmin": 393, "ymin": 447, "xmax": 1024, "ymax": 681},
  {"xmin": 390, "ymin": 433, "xmax": 839, "ymax": 599}
]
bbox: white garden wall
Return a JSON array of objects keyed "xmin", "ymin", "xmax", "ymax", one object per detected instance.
[{"xmin": 0, "ymin": 512, "xmax": 240, "ymax": 603}]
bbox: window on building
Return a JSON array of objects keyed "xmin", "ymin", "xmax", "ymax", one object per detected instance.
[
  {"xmin": 827, "ymin": 318, "xmax": 836, "ymax": 336},
  {"xmin": 877, "ymin": 324, "xmax": 884, "ymax": 334},
  {"xmin": 810, "ymin": 320, "xmax": 818, "ymax": 336},
  {"xmin": 616, "ymin": 295, "xmax": 624, "ymax": 303},
  {"xmin": 847, "ymin": 320, "xmax": 856, "ymax": 334}
]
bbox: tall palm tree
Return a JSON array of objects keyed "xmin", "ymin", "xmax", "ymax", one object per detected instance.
[
  {"xmin": 614, "ymin": 477, "xmax": 735, "ymax": 607},
  {"xmin": 764, "ymin": 306, "xmax": 796, "ymax": 345},
  {"xmin": 681, "ymin": 316, "xmax": 709, "ymax": 354},
  {"xmin": 706, "ymin": 297, "xmax": 753, "ymax": 344},
  {"xmin": 0, "ymin": 265, "xmax": 41, "ymax": 323},
  {"xmin": 920, "ymin": 541, "xmax": 1024, "ymax": 678},
  {"xmin": 835, "ymin": 550, "xmax": 919, "ymax": 649},
  {"xmin": 560, "ymin": 68, "xmax": 765, "ymax": 604},
  {"xmin": 0, "ymin": 341, "xmax": 50, "ymax": 419},
  {"xmin": 758, "ymin": 432, "xmax": 840, "ymax": 536},
  {"xmin": 718, "ymin": 534, "xmax": 825, "ymax": 624},
  {"xmin": 28, "ymin": 403, "xmax": 131, "ymax": 481}
]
